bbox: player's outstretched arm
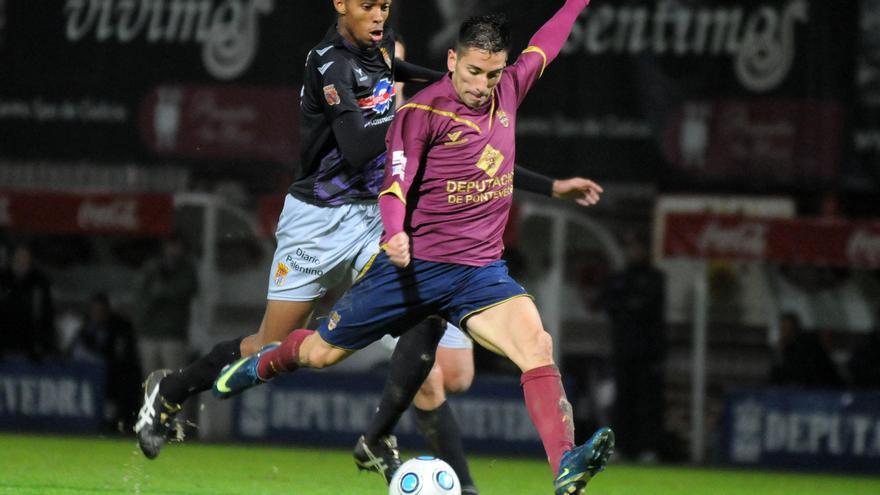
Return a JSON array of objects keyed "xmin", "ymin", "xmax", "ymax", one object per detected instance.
[
  {"xmin": 514, "ymin": 165, "xmax": 602, "ymax": 206},
  {"xmin": 514, "ymin": 164, "xmax": 555, "ymax": 197},
  {"xmin": 528, "ymin": 0, "xmax": 592, "ymax": 68},
  {"xmin": 509, "ymin": 0, "xmax": 592, "ymax": 105}
]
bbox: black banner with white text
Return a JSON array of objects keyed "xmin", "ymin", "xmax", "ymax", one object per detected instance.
[
  {"xmin": 1, "ymin": 1, "xmax": 875, "ymax": 192},
  {"xmin": 398, "ymin": 0, "xmax": 857, "ymax": 189}
]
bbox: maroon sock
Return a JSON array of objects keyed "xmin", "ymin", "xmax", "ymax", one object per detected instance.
[
  {"xmin": 521, "ymin": 364, "xmax": 575, "ymax": 475},
  {"xmin": 257, "ymin": 329, "xmax": 315, "ymax": 380}
]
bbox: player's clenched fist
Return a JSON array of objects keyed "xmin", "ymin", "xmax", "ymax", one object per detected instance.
[{"xmin": 384, "ymin": 231, "xmax": 411, "ymax": 268}]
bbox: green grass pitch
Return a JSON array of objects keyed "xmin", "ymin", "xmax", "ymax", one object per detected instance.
[{"xmin": 1, "ymin": 434, "xmax": 878, "ymax": 494}]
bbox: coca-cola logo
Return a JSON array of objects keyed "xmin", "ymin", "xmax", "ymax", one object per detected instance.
[
  {"xmin": 847, "ymin": 229, "xmax": 880, "ymax": 267},
  {"xmin": 562, "ymin": 0, "xmax": 808, "ymax": 92},
  {"xmin": 63, "ymin": 0, "xmax": 275, "ymax": 80},
  {"xmin": 698, "ymin": 221, "xmax": 767, "ymax": 258},
  {"xmin": 77, "ymin": 200, "xmax": 139, "ymax": 231}
]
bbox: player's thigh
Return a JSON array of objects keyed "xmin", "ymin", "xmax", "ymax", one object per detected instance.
[
  {"xmin": 464, "ymin": 296, "xmax": 554, "ymax": 371},
  {"xmin": 317, "ymin": 253, "xmax": 439, "ymax": 351}
]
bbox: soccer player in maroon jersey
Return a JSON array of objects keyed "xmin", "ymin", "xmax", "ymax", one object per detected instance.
[
  {"xmin": 214, "ymin": 2, "xmax": 613, "ymax": 493},
  {"xmin": 136, "ymin": 3, "xmax": 600, "ymax": 490}
]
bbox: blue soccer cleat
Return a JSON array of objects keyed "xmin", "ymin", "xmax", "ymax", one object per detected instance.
[
  {"xmin": 554, "ymin": 426, "xmax": 615, "ymax": 495},
  {"xmin": 213, "ymin": 342, "xmax": 280, "ymax": 399}
]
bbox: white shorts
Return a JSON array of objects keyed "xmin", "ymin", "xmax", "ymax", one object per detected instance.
[
  {"xmin": 267, "ymin": 194, "xmax": 382, "ymax": 301},
  {"xmin": 438, "ymin": 321, "xmax": 473, "ymax": 349},
  {"xmin": 379, "ymin": 321, "xmax": 473, "ymax": 353}
]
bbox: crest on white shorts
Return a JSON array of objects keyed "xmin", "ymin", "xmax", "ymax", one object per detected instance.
[{"xmin": 274, "ymin": 262, "xmax": 290, "ymax": 286}]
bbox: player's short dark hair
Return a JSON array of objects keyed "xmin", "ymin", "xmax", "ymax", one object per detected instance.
[{"xmin": 456, "ymin": 13, "xmax": 510, "ymax": 54}]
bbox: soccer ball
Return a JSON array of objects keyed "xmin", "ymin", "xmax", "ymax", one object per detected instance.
[{"xmin": 388, "ymin": 456, "xmax": 461, "ymax": 495}]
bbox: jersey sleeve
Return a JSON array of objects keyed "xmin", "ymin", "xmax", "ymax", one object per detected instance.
[
  {"xmin": 378, "ymin": 104, "xmax": 432, "ymax": 241},
  {"xmin": 506, "ymin": 50, "xmax": 548, "ymax": 107},
  {"xmin": 514, "ymin": 164, "xmax": 555, "ymax": 197},
  {"xmin": 313, "ymin": 54, "xmax": 361, "ymax": 121},
  {"xmin": 508, "ymin": 0, "xmax": 590, "ymax": 105}
]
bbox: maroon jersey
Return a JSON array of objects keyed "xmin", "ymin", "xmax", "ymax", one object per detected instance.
[{"xmin": 379, "ymin": 0, "xmax": 588, "ymax": 266}]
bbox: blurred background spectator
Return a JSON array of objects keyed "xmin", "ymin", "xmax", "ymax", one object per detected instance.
[
  {"xmin": 133, "ymin": 234, "xmax": 198, "ymax": 375},
  {"xmin": 0, "ymin": 242, "xmax": 56, "ymax": 361},
  {"xmin": 769, "ymin": 312, "xmax": 844, "ymax": 389},
  {"xmin": 598, "ymin": 231, "xmax": 666, "ymax": 463},
  {"xmin": 848, "ymin": 310, "xmax": 880, "ymax": 389},
  {"xmin": 70, "ymin": 292, "xmax": 142, "ymax": 431}
]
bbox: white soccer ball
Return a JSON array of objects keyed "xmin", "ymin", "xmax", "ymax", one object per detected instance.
[{"xmin": 388, "ymin": 456, "xmax": 461, "ymax": 495}]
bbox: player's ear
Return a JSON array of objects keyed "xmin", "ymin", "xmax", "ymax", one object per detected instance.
[
  {"xmin": 447, "ymin": 49, "xmax": 457, "ymax": 73},
  {"xmin": 333, "ymin": 0, "xmax": 346, "ymax": 15}
]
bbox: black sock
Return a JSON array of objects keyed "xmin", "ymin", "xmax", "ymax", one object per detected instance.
[
  {"xmin": 365, "ymin": 318, "xmax": 444, "ymax": 445},
  {"xmin": 416, "ymin": 402, "xmax": 476, "ymax": 489},
  {"xmin": 158, "ymin": 337, "xmax": 243, "ymax": 405}
]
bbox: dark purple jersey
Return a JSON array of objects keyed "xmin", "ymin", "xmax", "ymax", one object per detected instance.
[{"xmin": 289, "ymin": 25, "xmax": 398, "ymax": 206}]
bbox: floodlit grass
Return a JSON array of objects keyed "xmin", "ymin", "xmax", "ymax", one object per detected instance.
[{"xmin": 0, "ymin": 433, "xmax": 878, "ymax": 494}]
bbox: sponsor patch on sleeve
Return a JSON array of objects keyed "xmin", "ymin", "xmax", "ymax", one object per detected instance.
[{"xmin": 391, "ymin": 150, "xmax": 407, "ymax": 180}]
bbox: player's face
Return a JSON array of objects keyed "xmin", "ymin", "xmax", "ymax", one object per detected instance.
[
  {"xmin": 335, "ymin": 0, "xmax": 392, "ymax": 49},
  {"xmin": 448, "ymin": 47, "xmax": 507, "ymax": 108}
]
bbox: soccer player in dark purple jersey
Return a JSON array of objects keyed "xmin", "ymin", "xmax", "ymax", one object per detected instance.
[
  {"xmin": 214, "ymin": 2, "xmax": 614, "ymax": 494},
  {"xmin": 134, "ymin": 0, "xmax": 444, "ymax": 460}
]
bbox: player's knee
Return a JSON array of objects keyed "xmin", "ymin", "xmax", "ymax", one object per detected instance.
[
  {"xmin": 529, "ymin": 330, "xmax": 554, "ymax": 361},
  {"xmin": 443, "ymin": 368, "xmax": 473, "ymax": 394},
  {"xmin": 417, "ymin": 366, "xmax": 445, "ymax": 405},
  {"xmin": 422, "ymin": 365, "xmax": 444, "ymax": 393}
]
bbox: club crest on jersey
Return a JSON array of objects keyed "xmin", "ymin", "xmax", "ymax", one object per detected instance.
[
  {"xmin": 497, "ymin": 110, "xmax": 510, "ymax": 128},
  {"xmin": 274, "ymin": 262, "xmax": 290, "ymax": 286},
  {"xmin": 475, "ymin": 144, "xmax": 505, "ymax": 177},
  {"xmin": 323, "ymin": 84, "xmax": 340, "ymax": 106},
  {"xmin": 328, "ymin": 311, "xmax": 341, "ymax": 331},
  {"xmin": 357, "ymin": 78, "xmax": 395, "ymax": 114}
]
